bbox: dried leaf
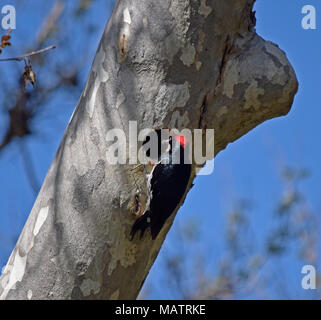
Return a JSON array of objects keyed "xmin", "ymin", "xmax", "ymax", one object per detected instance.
[
  {"xmin": 22, "ymin": 65, "xmax": 36, "ymax": 90},
  {"xmin": 1, "ymin": 29, "xmax": 12, "ymax": 48}
]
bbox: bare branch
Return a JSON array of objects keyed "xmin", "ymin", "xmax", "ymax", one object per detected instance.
[{"xmin": 0, "ymin": 45, "xmax": 56, "ymax": 62}]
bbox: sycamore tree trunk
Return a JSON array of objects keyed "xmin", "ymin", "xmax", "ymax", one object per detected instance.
[{"xmin": 0, "ymin": 0, "xmax": 297, "ymax": 300}]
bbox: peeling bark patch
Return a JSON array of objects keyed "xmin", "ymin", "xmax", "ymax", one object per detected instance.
[
  {"xmin": 196, "ymin": 61, "xmax": 202, "ymax": 71},
  {"xmin": 244, "ymin": 81, "xmax": 265, "ymax": 110},
  {"xmin": 0, "ymin": 249, "xmax": 28, "ymax": 299},
  {"xmin": 264, "ymin": 42, "xmax": 286, "ymax": 68},
  {"xmin": 262, "ymin": 46, "xmax": 282, "ymax": 68},
  {"xmin": 33, "ymin": 206, "xmax": 49, "ymax": 236},
  {"xmin": 166, "ymin": 0, "xmax": 191, "ymax": 64},
  {"xmin": 124, "ymin": 246, "xmax": 138, "ymax": 267},
  {"xmin": 72, "ymin": 160, "xmax": 105, "ymax": 213},
  {"xmin": 180, "ymin": 44, "xmax": 196, "ymax": 67},
  {"xmin": 0, "ymin": 205, "xmax": 48, "ymax": 299},
  {"xmin": 262, "ymin": 45, "xmax": 290, "ymax": 87},
  {"xmin": 222, "ymin": 60, "xmax": 239, "ymax": 98},
  {"xmin": 80, "ymin": 278, "xmax": 101, "ymax": 297},
  {"xmin": 169, "ymin": 0, "xmax": 191, "ymax": 37},
  {"xmin": 163, "ymin": 32, "xmax": 181, "ymax": 65},
  {"xmin": 256, "ymin": 77, "xmax": 285, "ymax": 105},
  {"xmin": 86, "ymin": 46, "xmax": 109, "ymax": 118},
  {"xmin": 199, "ymin": 0, "xmax": 212, "ymax": 18},
  {"xmin": 108, "ymin": 237, "xmax": 137, "ymax": 276}
]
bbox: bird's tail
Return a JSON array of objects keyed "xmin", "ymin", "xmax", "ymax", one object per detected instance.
[{"xmin": 130, "ymin": 211, "xmax": 151, "ymax": 240}]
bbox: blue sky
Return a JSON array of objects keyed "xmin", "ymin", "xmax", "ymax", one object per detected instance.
[{"xmin": 0, "ymin": 0, "xmax": 320, "ymax": 299}]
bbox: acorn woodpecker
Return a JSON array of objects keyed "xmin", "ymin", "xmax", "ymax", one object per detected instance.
[{"xmin": 130, "ymin": 134, "xmax": 192, "ymax": 240}]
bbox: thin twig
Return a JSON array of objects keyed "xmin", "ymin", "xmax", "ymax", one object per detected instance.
[{"xmin": 0, "ymin": 45, "xmax": 56, "ymax": 62}]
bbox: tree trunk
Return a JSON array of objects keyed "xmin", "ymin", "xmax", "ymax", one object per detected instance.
[{"xmin": 0, "ymin": 0, "xmax": 297, "ymax": 300}]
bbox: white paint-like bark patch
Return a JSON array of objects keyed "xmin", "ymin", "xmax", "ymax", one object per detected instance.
[
  {"xmin": 86, "ymin": 46, "xmax": 109, "ymax": 118},
  {"xmin": 120, "ymin": 8, "xmax": 131, "ymax": 41},
  {"xmin": 0, "ymin": 205, "xmax": 50, "ymax": 299},
  {"xmin": 80, "ymin": 278, "xmax": 101, "ymax": 297},
  {"xmin": 143, "ymin": 17, "xmax": 148, "ymax": 28},
  {"xmin": 199, "ymin": 0, "xmax": 212, "ymax": 18},
  {"xmin": 123, "ymin": 8, "xmax": 131, "ymax": 24},
  {"xmin": 116, "ymin": 92, "xmax": 126, "ymax": 109},
  {"xmin": 33, "ymin": 206, "xmax": 49, "ymax": 236},
  {"xmin": 180, "ymin": 44, "xmax": 196, "ymax": 67},
  {"xmin": 0, "ymin": 250, "xmax": 28, "ymax": 300},
  {"xmin": 27, "ymin": 290, "xmax": 32, "ymax": 300}
]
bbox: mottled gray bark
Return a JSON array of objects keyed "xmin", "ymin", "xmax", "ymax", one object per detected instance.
[{"xmin": 0, "ymin": 0, "xmax": 297, "ymax": 300}]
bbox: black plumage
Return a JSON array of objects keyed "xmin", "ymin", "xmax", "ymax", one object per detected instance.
[{"xmin": 131, "ymin": 135, "xmax": 192, "ymax": 240}]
